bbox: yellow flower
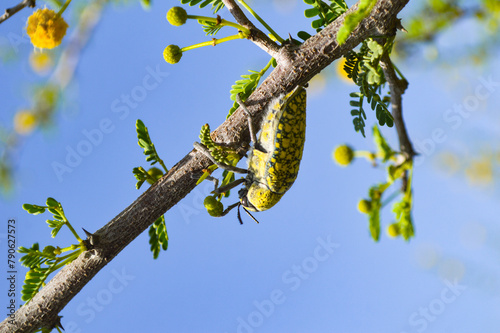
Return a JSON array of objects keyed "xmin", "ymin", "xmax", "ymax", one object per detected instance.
[
  {"xmin": 465, "ymin": 157, "xmax": 493, "ymax": 186},
  {"xmin": 163, "ymin": 44, "xmax": 183, "ymax": 64},
  {"xmin": 333, "ymin": 144, "xmax": 354, "ymax": 166},
  {"xmin": 29, "ymin": 51, "xmax": 54, "ymax": 74},
  {"xmin": 336, "ymin": 57, "xmax": 353, "ymax": 84},
  {"xmin": 357, "ymin": 199, "xmax": 372, "ymax": 214},
  {"xmin": 14, "ymin": 110, "xmax": 37, "ymax": 135},
  {"xmin": 387, "ymin": 223, "xmax": 400, "ymax": 238},
  {"xmin": 167, "ymin": 7, "xmax": 188, "ymax": 26},
  {"xmin": 26, "ymin": 8, "xmax": 68, "ymax": 49}
]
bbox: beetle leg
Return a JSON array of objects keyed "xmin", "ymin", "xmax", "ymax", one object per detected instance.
[
  {"xmin": 193, "ymin": 142, "xmax": 249, "ymax": 174},
  {"xmin": 205, "ymin": 175, "xmax": 219, "ymax": 192},
  {"xmin": 220, "ymin": 203, "xmax": 260, "ymax": 225},
  {"xmin": 190, "ymin": 172, "xmax": 220, "ymax": 192},
  {"xmin": 214, "ymin": 177, "xmax": 246, "ymax": 195},
  {"xmin": 220, "ymin": 202, "xmax": 240, "ymax": 217},
  {"xmin": 235, "ymin": 93, "xmax": 258, "ymax": 145},
  {"xmin": 236, "ymin": 93, "xmax": 268, "ymax": 154}
]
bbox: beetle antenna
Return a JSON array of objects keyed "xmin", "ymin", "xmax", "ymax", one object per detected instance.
[
  {"xmin": 242, "ymin": 206, "xmax": 260, "ymax": 224},
  {"xmin": 236, "ymin": 204, "xmax": 260, "ymax": 224}
]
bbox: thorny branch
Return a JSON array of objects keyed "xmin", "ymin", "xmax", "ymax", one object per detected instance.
[
  {"xmin": 0, "ymin": 0, "xmax": 410, "ymax": 332},
  {"xmin": 221, "ymin": 0, "xmax": 281, "ymax": 58},
  {"xmin": 0, "ymin": 0, "xmax": 36, "ymax": 24}
]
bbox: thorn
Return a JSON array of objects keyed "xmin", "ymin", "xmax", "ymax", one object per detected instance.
[
  {"xmin": 82, "ymin": 228, "xmax": 99, "ymax": 248},
  {"xmin": 287, "ymin": 32, "xmax": 297, "ymax": 45},
  {"xmin": 82, "ymin": 228, "xmax": 94, "ymax": 239},
  {"xmin": 396, "ymin": 19, "xmax": 407, "ymax": 33},
  {"xmin": 50, "ymin": 315, "xmax": 64, "ymax": 331}
]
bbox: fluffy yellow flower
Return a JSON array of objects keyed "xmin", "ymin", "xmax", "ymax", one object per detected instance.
[
  {"xmin": 167, "ymin": 7, "xmax": 188, "ymax": 26},
  {"xmin": 14, "ymin": 110, "xmax": 37, "ymax": 135},
  {"xmin": 333, "ymin": 144, "xmax": 354, "ymax": 166},
  {"xmin": 26, "ymin": 8, "xmax": 68, "ymax": 49},
  {"xmin": 163, "ymin": 45, "xmax": 183, "ymax": 64}
]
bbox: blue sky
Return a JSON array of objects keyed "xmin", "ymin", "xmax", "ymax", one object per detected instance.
[{"xmin": 1, "ymin": 1, "xmax": 500, "ymax": 332}]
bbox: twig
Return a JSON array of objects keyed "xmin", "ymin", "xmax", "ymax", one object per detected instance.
[
  {"xmin": 221, "ymin": 0, "xmax": 281, "ymax": 59},
  {"xmin": 0, "ymin": 1, "xmax": 410, "ymax": 331},
  {"xmin": 379, "ymin": 52, "xmax": 414, "ymax": 191},
  {"xmin": 0, "ymin": 0, "xmax": 36, "ymax": 25},
  {"xmin": 379, "ymin": 52, "xmax": 414, "ymax": 159}
]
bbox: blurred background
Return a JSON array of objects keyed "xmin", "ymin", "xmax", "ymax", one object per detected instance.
[{"xmin": 1, "ymin": 0, "xmax": 499, "ymax": 332}]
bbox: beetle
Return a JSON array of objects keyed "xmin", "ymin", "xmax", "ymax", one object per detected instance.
[{"xmin": 194, "ymin": 85, "xmax": 307, "ymax": 223}]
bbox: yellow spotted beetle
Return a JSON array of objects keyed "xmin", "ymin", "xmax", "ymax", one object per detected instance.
[{"xmin": 194, "ymin": 85, "xmax": 307, "ymax": 223}]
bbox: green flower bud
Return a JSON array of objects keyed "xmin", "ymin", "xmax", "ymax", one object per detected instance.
[
  {"xmin": 357, "ymin": 199, "xmax": 372, "ymax": 214},
  {"xmin": 204, "ymin": 196, "xmax": 224, "ymax": 217},
  {"xmin": 163, "ymin": 44, "xmax": 182, "ymax": 64},
  {"xmin": 43, "ymin": 245, "xmax": 56, "ymax": 255},
  {"xmin": 167, "ymin": 7, "xmax": 188, "ymax": 26},
  {"xmin": 147, "ymin": 167, "xmax": 164, "ymax": 185},
  {"xmin": 333, "ymin": 144, "xmax": 354, "ymax": 166}
]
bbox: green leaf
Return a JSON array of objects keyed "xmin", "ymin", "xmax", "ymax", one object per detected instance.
[
  {"xmin": 199, "ymin": 19, "xmax": 223, "ymax": 35},
  {"xmin": 47, "ymin": 208, "xmax": 60, "ymax": 216},
  {"xmin": 21, "ymin": 266, "xmax": 51, "ymax": 302},
  {"xmin": 136, "ymin": 119, "xmax": 166, "ymax": 170},
  {"xmin": 149, "ymin": 215, "xmax": 168, "ymax": 259},
  {"xmin": 372, "ymin": 125, "xmax": 394, "ymax": 162},
  {"xmin": 180, "ymin": 0, "xmax": 224, "ymax": 14},
  {"xmin": 45, "ymin": 197, "xmax": 59, "ymax": 207},
  {"xmin": 297, "ymin": 31, "xmax": 311, "ymax": 41},
  {"xmin": 303, "ymin": 0, "xmax": 347, "ymax": 30},
  {"xmin": 337, "ymin": 0, "xmax": 377, "ymax": 45},
  {"xmin": 304, "ymin": 7, "xmax": 320, "ymax": 18},
  {"xmin": 22, "ymin": 204, "xmax": 46, "ymax": 215},
  {"xmin": 228, "ymin": 68, "xmax": 267, "ymax": 118},
  {"xmin": 132, "ymin": 166, "xmax": 149, "ymax": 189},
  {"xmin": 345, "ymin": 39, "xmax": 396, "ymax": 135},
  {"xmin": 366, "ymin": 182, "xmax": 391, "ymax": 241},
  {"xmin": 392, "ymin": 192, "xmax": 414, "ymax": 241},
  {"xmin": 47, "ymin": 220, "xmax": 65, "ymax": 238},
  {"xmin": 388, "ymin": 160, "xmax": 412, "ymax": 181},
  {"xmin": 311, "ymin": 18, "xmax": 324, "ymax": 29}
]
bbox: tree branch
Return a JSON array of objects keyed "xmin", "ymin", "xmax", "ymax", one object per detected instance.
[
  {"xmin": 0, "ymin": 0, "xmax": 410, "ymax": 331},
  {"xmin": 221, "ymin": 0, "xmax": 281, "ymax": 59},
  {"xmin": 0, "ymin": 0, "xmax": 36, "ymax": 25}
]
